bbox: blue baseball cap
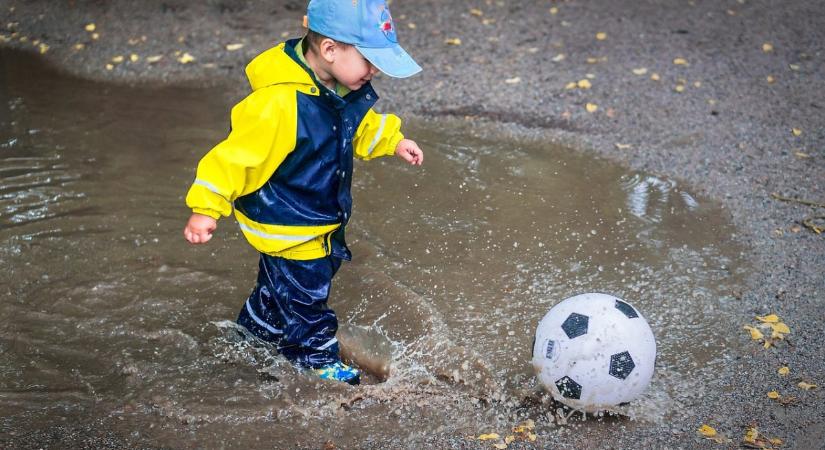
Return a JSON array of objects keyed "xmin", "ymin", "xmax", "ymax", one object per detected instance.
[{"xmin": 306, "ymin": 0, "xmax": 422, "ymax": 78}]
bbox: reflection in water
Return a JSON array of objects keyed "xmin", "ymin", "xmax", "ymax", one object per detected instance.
[
  {"xmin": 620, "ymin": 174, "xmax": 698, "ymax": 223},
  {"xmin": 0, "ymin": 49, "xmax": 747, "ymax": 448}
]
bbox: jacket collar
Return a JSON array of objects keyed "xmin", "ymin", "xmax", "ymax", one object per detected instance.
[{"xmin": 282, "ymin": 38, "xmax": 377, "ymax": 109}]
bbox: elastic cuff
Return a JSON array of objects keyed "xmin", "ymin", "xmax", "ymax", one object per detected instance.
[
  {"xmin": 388, "ymin": 132, "xmax": 405, "ymax": 157},
  {"xmin": 192, "ymin": 208, "xmax": 221, "ymax": 220}
]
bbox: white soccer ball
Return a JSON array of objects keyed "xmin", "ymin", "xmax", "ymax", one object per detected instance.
[{"xmin": 531, "ymin": 293, "xmax": 656, "ymax": 412}]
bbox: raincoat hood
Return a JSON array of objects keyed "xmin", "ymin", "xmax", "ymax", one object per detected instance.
[{"xmin": 245, "ymin": 42, "xmax": 314, "ymax": 92}]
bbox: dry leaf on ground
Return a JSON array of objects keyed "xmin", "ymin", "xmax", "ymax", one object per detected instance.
[
  {"xmin": 477, "ymin": 433, "xmax": 500, "ymax": 441},
  {"xmin": 757, "ymin": 314, "xmax": 780, "ymax": 323},
  {"xmin": 798, "ymin": 381, "xmax": 817, "ymax": 390}
]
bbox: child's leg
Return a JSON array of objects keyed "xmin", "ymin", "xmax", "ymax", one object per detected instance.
[{"xmin": 237, "ymin": 254, "xmax": 342, "ymax": 368}]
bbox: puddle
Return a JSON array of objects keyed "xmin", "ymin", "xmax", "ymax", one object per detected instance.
[{"xmin": 0, "ymin": 49, "xmax": 748, "ymax": 447}]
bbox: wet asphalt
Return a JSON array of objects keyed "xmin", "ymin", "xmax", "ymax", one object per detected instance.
[{"xmin": 1, "ymin": 0, "xmax": 823, "ymax": 448}]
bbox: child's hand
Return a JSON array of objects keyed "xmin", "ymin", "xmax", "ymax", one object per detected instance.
[
  {"xmin": 184, "ymin": 213, "xmax": 217, "ymax": 244},
  {"xmin": 395, "ymin": 139, "xmax": 423, "ymax": 166}
]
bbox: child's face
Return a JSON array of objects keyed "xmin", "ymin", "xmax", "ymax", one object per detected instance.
[{"xmin": 329, "ymin": 45, "xmax": 379, "ymax": 91}]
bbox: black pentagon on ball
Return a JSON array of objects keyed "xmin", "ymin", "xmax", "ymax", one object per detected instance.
[
  {"xmin": 609, "ymin": 351, "xmax": 636, "ymax": 379},
  {"xmin": 561, "ymin": 313, "xmax": 589, "ymax": 339},
  {"xmin": 555, "ymin": 376, "xmax": 582, "ymax": 399},
  {"xmin": 615, "ymin": 299, "xmax": 639, "ymax": 319}
]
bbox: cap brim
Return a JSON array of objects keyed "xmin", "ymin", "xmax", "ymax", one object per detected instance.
[{"xmin": 356, "ymin": 44, "xmax": 422, "ymax": 78}]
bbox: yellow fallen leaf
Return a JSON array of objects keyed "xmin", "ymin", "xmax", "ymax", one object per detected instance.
[
  {"xmin": 38, "ymin": 43, "xmax": 49, "ymax": 54},
  {"xmin": 565, "ymin": 82, "xmax": 577, "ymax": 89},
  {"xmin": 527, "ymin": 433, "xmax": 537, "ymax": 442},
  {"xmin": 129, "ymin": 53, "xmax": 139, "ymax": 62},
  {"xmin": 772, "ymin": 330, "xmax": 784, "ymax": 339},
  {"xmin": 756, "ymin": 314, "xmax": 780, "ymax": 323},
  {"xmin": 226, "ymin": 43, "xmax": 244, "ymax": 51},
  {"xmin": 766, "ymin": 75, "xmax": 776, "ymax": 83},
  {"xmin": 791, "ymin": 128, "xmax": 802, "ymax": 136},
  {"xmin": 596, "ymin": 32, "xmax": 607, "ymax": 40},
  {"xmin": 698, "ymin": 425, "xmax": 717, "ymax": 437},
  {"xmin": 505, "ymin": 77, "xmax": 521, "ymax": 84},
  {"xmin": 743, "ymin": 325, "xmax": 764, "ymax": 340},
  {"xmin": 105, "ymin": 63, "xmax": 114, "ymax": 71},
  {"xmin": 493, "ymin": 444, "xmax": 507, "ymax": 450},
  {"xmin": 762, "ymin": 42, "xmax": 774, "ymax": 53},
  {"xmin": 767, "ymin": 390, "xmax": 780, "ymax": 399},
  {"xmin": 577, "ymin": 79, "xmax": 592, "ymax": 89},
  {"xmin": 789, "ymin": 64, "xmax": 800, "ymax": 71},
  {"xmin": 504, "ymin": 435, "xmax": 515, "ymax": 444},
  {"xmin": 673, "ymin": 57, "xmax": 688, "ymax": 65},
  {"xmin": 769, "ymin": 438, "xmax": 783, "ymax": 446},
  {"xmin": 771, "ymin": 322, "xmax": 790, "ymax": 334},
  {"xmin": 74, "ymin": 43, "xmax": 85, "ymax": 50},
  {"xmin": 407, "ymin": 23, "xmax": 416, "ymax": 29},
  {"xmin": 693, "ymin": 81, "xmax": 702, "ymax": 87},
  {"xmin": 585, "ymin": 103, "xmax": 598, "ymax": 113},
  {"xmin": 798, "ymin": 381, "xmax": 817, "ymax": 390},
  {"xmin": 469, "ymin": 8, "xmax": 483, "ymax": 16},
  {"xmin": 146, "ymin": 55, "xmax": 163, "ymax": 63},
  {"xmin": 778, "ymin": 366, "xmax": 790, "ymax": 376},
  {"xmin": 650, "ymin": 73, "xmax": 661, "ymax": 81},
  {"xmin": 445, "ymin": 38, "xmax": 462, "ymax": 45},
  {"xmin": 111, "ymin": 55, "xmax": 124, "ymax": 63},
  {"xmin": 744, "ymin": 427, "xmax": 759, "ymax": 443},
  {"xmin": 178, "ymin": 52, "xmax": 195, "ymax": 64},
  {"xmin": 85, "ymin": 23, "xmax": 96, "ymax": 32},
  {"xmin": 674, "ymin": 85, "xmax": 685, "ymax": 93},
  {"xmin": 512, "ymin": 419, "xmax": 535, "ymax": 433},
  {"xmin": 615, "ymin": 143, "xmax": 632, "ymax": 150},
  {"xmin": 632, "ymin": 67, "xmax": 648, "ymax": 75},
  {"xmin": 795, "ymin": 151, "xmax": 810, "ymax": 158},
  {"xmin": 552, "ymin": 53, "xmax": 566, "ymax": 62},
  {"xmin": 478, "ymin": 433, "xmax": 500, "ymax": 441},
  {"xmin": 91, "ymin": 32, "xmax": 100, "ymax": 40},
  {"xmin": 764, "ymin": 340, "xmax": 772, "ymax": 349},
  {"xmin": 482, "ymin": 18, "xmax": 495, "ymax": 25},
  {"xmin": 550, "ymin": 7, "xmax": 559, "ymax": 14}
]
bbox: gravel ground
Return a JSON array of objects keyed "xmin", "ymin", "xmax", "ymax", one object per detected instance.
[{"xmin": 2, "ymin": 0, "xmax": 823, "ymax": 448}]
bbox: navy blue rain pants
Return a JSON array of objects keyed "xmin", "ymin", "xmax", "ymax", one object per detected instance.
[{"xmin": 236, "ymin": 253, "xmax": 342, "ymax": 368}]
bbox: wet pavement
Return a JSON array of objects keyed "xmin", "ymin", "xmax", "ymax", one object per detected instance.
[{"xmin": 1, "ymin": 0, "xmax": 824, "ymax": 448}]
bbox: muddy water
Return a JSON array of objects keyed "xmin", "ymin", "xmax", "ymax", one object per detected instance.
[{"xmin": 0, "ymin": 49, "xmax": 748, "ymax": 448}]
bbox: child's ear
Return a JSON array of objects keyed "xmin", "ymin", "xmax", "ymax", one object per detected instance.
[{"xmin": 319, "ymin": 38, "xmax": 337, "ymax": 63}]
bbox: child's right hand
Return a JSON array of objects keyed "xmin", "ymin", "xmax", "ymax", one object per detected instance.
[{"xmin": 184, "ymin": 213, "xmax": 217, "ymax": 244}]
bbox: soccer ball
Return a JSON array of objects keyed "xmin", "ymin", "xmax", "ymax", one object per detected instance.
[{"xmin": 531, "ymin": 293, "xmax": 656, "ymax": 412}]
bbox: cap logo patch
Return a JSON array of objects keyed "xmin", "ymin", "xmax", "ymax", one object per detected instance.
[{"xmin": 377, "ymin": 6, "xmax": 397, "ymax": 43}]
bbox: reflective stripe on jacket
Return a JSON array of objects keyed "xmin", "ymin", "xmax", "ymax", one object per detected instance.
[{"xmin": 185, "ymin": 39, "xmax": 404, "ymax": 259}]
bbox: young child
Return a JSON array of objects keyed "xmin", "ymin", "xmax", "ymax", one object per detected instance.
[{"xmin": 183, "ymin": 0, "xmax": 423, "ymax": 385}]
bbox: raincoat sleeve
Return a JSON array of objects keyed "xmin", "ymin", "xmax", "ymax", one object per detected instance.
[
  {"xmin": 353, "ymin": 109, "xmax": 404, "ymax": 161},
  {"xmin": 185, "ymin": 87, "xmax": 297, "ymax": 219}
]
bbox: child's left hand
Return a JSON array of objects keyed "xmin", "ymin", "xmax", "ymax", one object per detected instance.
[{"xmin": 395, "ymin": 139, "xmax": 423, "ymax": 166}]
